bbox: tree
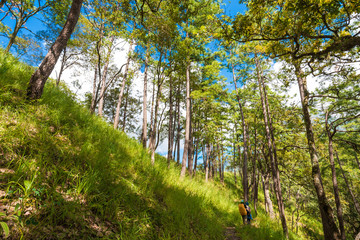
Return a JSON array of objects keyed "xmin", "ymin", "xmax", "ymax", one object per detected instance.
[
  {"xmin": 3, "ymin": 0, "xmax": 48, "ymax": 53},
  {"xmin": 255, "ymin": 53, "xmax": 288, "ymax": 238},
  {"xmin": 27, "ymin": 0, "xmax": 83, "ymax": 100}
]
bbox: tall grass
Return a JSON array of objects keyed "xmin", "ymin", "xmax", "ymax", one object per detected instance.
[
  {"xmin": 0, "ymin": 50, "xmax": 317, "ymax": 239},
  {"xmin": 0, "ymin": 50, "xmax": 242, "ymax": 239}
]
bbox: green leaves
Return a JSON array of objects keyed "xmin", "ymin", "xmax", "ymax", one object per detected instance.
[{"xmin": 0, "ymin": 221, "xmax": 9, "ymax": 238}]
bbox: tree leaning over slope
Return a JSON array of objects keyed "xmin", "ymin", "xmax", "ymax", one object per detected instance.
[{"xmin": 27, "ymin": 0, "xmax": 83, "ymax": 100}]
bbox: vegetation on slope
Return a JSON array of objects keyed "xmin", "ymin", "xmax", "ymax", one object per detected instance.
[{"xmin": 0, "ymin": 51, "xmax": 319, "ymax": 240}]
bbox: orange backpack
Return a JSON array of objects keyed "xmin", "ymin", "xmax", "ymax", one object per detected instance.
[{"xmin": 238, "ymin": 203, "xmax": 247, "ymax": 216}]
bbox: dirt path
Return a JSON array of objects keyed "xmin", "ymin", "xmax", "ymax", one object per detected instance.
[{"xmin": 224, "ymin": 227, "xmax": 241, "ymax": 240}]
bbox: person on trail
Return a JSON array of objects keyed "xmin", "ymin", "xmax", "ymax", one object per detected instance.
[
  {"xmin": 245, "ymin": 201, "xmax": 253, "ymax": 224},
  {"xmin": 238, "ymin": 200, "xmax": 247, "ymax": 224}
]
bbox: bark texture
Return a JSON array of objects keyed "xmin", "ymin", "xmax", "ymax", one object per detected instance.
[
  {"xmin": 325, "ymin": 112, "xmax": 345, "ymax": 240},
  {"xmin": 181, "ymin": 61, "xmax": 191, "ymax": 177},
  {"xmin": 255, "ymin": 55, "xmax": 288, "ymax": 238},
  {"xmin": 294, "ymin": 61, "xmax": 340, "ymax": 240}
]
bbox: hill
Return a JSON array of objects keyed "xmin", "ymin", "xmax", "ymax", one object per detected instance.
[{"xmin": 0, "ymin": 51, "xmax": 309, "ymax": 239}]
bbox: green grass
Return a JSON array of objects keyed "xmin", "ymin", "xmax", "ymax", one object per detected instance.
[{"xmin": 0, "ymin": 50, "xmax": 319, "ymax": 239}]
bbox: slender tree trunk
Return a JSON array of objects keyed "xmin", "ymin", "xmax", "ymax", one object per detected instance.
[
  {"xmin": 205, "ymin": 143, "xmax": 210, "ymax": 182},
  {"xmin": 141, "ymin": 48, "xmax": 149, "ymax": 148},
  {"xmin": 155, "ymin": 102, "xmax": 167, "ymax": 150},
  {"xmin": 27, "ymin": 0, "xmax": 83, "ymax": 100},
  {"xmin": 5, "ymin": 19, "xmax": 22, "ymax": 53},
  {"xmin": 167, "ymin": 75, "xmax": 174, "ymax": 167},
  {"xmin": 98, "ymin": 35, "xmax": 115, "ymax": 116},
  {"xmin": 181, "ymin": 60, "xmax": 191, "ymax": 177},
  {"xmin": 149, "ymin": 77, "xmax": 156, "ymax": 146},
  {"xmin": 176, "ymin": 93, "xmax": 181, "ymax": 164},
  {"xmin": 188, "ymin": 101, "xmax": 194, "ymax": 176},
  {"xmin": 90, "ymin": 68, "xmax": 98, "ymax": 113},
  {"xmin": 114, "ymin": 41, "xmax": 133, "ymax": 129},
  {"xmin": 233, "ymin": 136, "xmax": 237, "ymax": 185},
  {"xmin": 234, "ymin": 168, "xmax": 237, "ymax": 185},
  {"xmin": 254, "ymin": 169, "xmax": 259, "ymax": 214},
  {"xmin": 335, "ymin": 151, "xmax": 360, "ymax": 215},
  {"xmin": 220, "ymin": 144, "xmax": 224, "ymax": 183},
  {"xmin": 294, "ymin": 61, "xmax": 340, "ymax": 240},
  {"xmin": 264, "ymin": 172, "xmax": 275, "ymax": 219},
  {"xmin": 122, "ymin": 83, "xmax": 130, "ymax": 131},
  {"xmin": 56, "ymin": 47, "xmax": 67, "ymax": 86},
  {"xmin": 176, "ymin": 126, "xmax": 180, "ymax": 164},
  {"xmin": 193, "ymin": 139, "xmax": 198, "ymax": 174},
  {"xmin": 150, "ymin": 77, "xmax": 163, "ymax": 164},
  {"xmin": 326, "ymin": 112, "xmax": 345, "ymax": 240},
  {"xmin": 253, "ymin": 128, "xmax": 258, "ymax": 214},
  {"xmin": 255, "ymin": 55, "xmax": 288, "ymax": 238},
  {"xmin": 231, "ymin": 63, "xmax": 248, "ymax": 201},
  {"xmin": 173, "ymin": 87, "xmax": 180, "ymax": 161},
  {"xmin": 261, "ymin": 173, "xmax": 268, "ymax": 214}
]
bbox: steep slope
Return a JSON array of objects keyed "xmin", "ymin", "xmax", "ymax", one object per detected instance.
[
  {"xmin": 0, "ymin": 51, "xmax": 243, "ymax": 239},
  {"xmin": 0, "ymin": 51, "xmax": 320, "ymax": 240}
]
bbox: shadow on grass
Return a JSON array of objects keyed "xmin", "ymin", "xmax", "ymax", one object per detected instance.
[{"xmin": 1, "ymin": 65, "xmax": 240, "ymax": 239}]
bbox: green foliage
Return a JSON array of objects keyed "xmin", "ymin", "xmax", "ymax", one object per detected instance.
[{"xmin": 0, "ymin": 50, "xmax": 240, "ymax": 239}]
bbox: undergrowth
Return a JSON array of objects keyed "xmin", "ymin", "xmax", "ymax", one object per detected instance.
[{"xmin": 0, "ymin": 50, "xmax": 318, "ymax": 239}]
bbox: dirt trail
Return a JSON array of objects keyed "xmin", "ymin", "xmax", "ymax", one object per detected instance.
[{"xmin": 224, "ymin": 227, "xmax": 241, "ymax": 240}]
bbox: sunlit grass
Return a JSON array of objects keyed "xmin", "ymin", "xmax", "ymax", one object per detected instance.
[{"xmin": 0, "ymin": 49, "xmax": 317, "ymax": 239}]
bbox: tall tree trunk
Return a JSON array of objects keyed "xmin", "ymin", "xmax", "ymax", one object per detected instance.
[
  {"xmin": 233, "ymin": 136, "xmax": 238, "ymax": 185},
  {"xmin": 173, "ymin": 87, "xmax": 180, "ymax": 161},
  {"xmin": 205, "ymin": 143, "xmax": 210, "ymax": 182},
  {"xmin": 167, "ymin": 75, "xmax": 174, "ymax": 168},
  {"xmin": 56, "ymin": 47, "xmax": 67, "ymax": 86},
  {"xmin": 27, "ymin": 0, "xmax": 83, "ymax": 100},
  {"xmin": 150, "ymin": 77, "xmax": 163, "ymax": 164},
  {"xmin": 181, "ymin": 60, "xmax": 191, "ymax": 177},
  {"xmin": 253, "ymin": 129, "xmax": 258, "ymax": 214},
  {"xmin": 90, "ymin": 67, "xmax": 98, "ymax": 113},
  {"xmin": 193, "ymin": 139, "xmax": 199, "ymax": 174},
  {"xmin": 155, "ymin": 102, "xmax": 167, "ymax": 150},
  {"xmin": 114, "ymin": 40, "xmax": 133, "ymax": 129},
  {"xmin": 234, "ymin": 168, "xmax": 237, "ymax": 185},
  {"xmin": 122, "ymin": 83, "xmax": 130, "ymax": 131},
  {"xmin": 141, "ymin": 47, "xmax": 149, "ymax": 148},
  {"xmin": 264, "ymin": 172, "xmax": 275, "ymax": 219},
  {"xmin": 188, "ymin": 101, "xmax": 194, "ymax": 176},
  {"xmin": 255, "ymin": 55, "xmax": 288, "ymax": 238},
  {"xmin": 294, "ymin": 61, "xmax": 340, "ymax": 240},
  {"xmin": 148, "ymin": 78, "xmax": 156, "ymax": 149},
  {"xmin": 335, "ymin": 151, "xmax": 360, "ymax": 215},
  {"xmin": 98, "ymin": 35, "xmax": 115, "ymax": 116},
  {"xmin": 176, "ymin": 126, "xmax": 180, "ymax": 164},
  {"xmin": 325, "ymin": 112, "xmax": 345, "ymax": 240},
  {"xmin": 220, "ymin": 144, "xmax": 225, "ymax": 183},
  {"xmin": 176, "ymin": 92, "xmax": 181, "ymax": 164},
  {"xmin": 231, "ymin": 63, "xmax": 248, "ymax": 201}
]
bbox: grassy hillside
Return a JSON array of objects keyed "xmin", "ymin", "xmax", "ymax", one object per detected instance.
[{"xmin": 0, "ymin": 51, "xmax": 315, "ymax": 239}]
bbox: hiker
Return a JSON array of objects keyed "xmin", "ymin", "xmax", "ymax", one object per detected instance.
[
  {"xmin": 245, "ymin": 201, "xmax": 253, "ymax": 224},
  {"xmin": 238, "ymin": 200, "xmax": 247, "ymax": 224}
]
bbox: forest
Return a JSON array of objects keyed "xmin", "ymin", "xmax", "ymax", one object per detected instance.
[{"xmin": 0, "ymin": 0, "xmax": 359, "ymax": 239}]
